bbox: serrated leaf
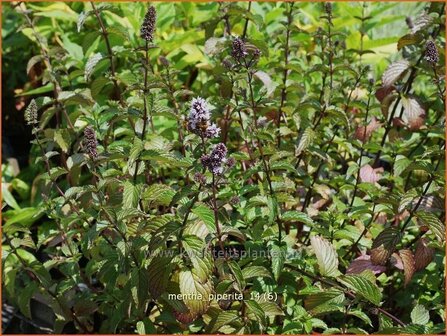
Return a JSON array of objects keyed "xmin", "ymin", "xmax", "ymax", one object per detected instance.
[
  {"xmin": 411, "ymin": 14, "xmax": 433, "ymax": 34},
  {"xmin": 401, "ymin": 96, "xmax": 425, "ymax": 130},
  {"xmin": 310, "ymin": 236, "xmax": 340, "ymax": 277},
  {"xmin": 179, "ymin": 269, "xmax": 212, "ymax": 316},
  {"xmin": 147, "ymin": 256, "xmax": 172, "ymax": 299},
  {"xmin": 192, "ymin": 204, "xmax": 215, "ymax": 232},
  {"xmin": 27, "ymin": 55, "xmax": 44, "ymax": 75},
  {"xmin": 281, "ymin": 210, "xmax": 314, "ymax": 226},
  {"xmin": 414, "ymin": 238, "xmax": 434, "ymax": 271},
  {"xmin": 397, "ymin": 34, "xmax": 422, "ymax": 50},
  {"xmin": 339, "ymin": 274, "xmax": 382, "ymax": 305},
  {"xmin": 204, "ymin": 37, "xmax": 226, "ymax": 56},
  {"xmin": 416, "ymin": 211, "xmax": 444, "ymax": 242},
  {"xmin": 122, "ymin": 182, "xmax": 142, "ymax": 209},
  {"xmin": 209, "ymin": 311, "xmax": 239, "ymax": 333},
  {"xmin": 411, "ymin": 304, "xmax": 430, "ymax": 325},
  {"xmin": 84, "ymin": 52, "xmax": 103, "ymax": 81},
  {"xmin": 381, "ymin": 60, "xmax": 410, "ymax": 87},
  {"xmin": 254, "ymin": 70, "xmax": 276, "ymax": 96},
  {"xmin": 270, "ymin": 242, "xmax": 287, "ymax": 280},
  {"xmin": 370, "ymin": 228, "xmax": 402, "ymax": 265},
  {"xmin": 241, "ymin": 266, "xmax": 271, "ymax": 280},
  {"xmin": 54, "ymin": 129, "xmax": 71, "ymax": 153},
  {"xmin": 296, "ymin": 127, "xmax": 315, "ymax": 155},
  {"xmin": 304, "ymin": 289, "xmax": 345, "ymax": 315},
  {"xmin": 398, "ymin": 249, "xmax": 415, "ymax": 287},
  {"xmin": 142, "ymin": 184, "xmax": 175, "ymax": 207}
]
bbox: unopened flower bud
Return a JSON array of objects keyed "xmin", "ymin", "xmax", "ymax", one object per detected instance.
[
  {"xmin": 83, "ymin": 126, "xmax": 98, "ymax": 159},
  {"xmin": 140, "ymin": 6, "xmax": 156, "ymax": 42}
]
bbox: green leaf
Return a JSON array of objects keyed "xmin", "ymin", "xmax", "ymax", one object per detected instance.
[
  {"xmin": 192, "ymin": 204, "xmax": 216, "ymax": 232},
  {"xmin": 18, "ymin": 282, "xmax": 38, "ymax": 319},
  {"xmin": 142, "ymin": 184, "xmax": 175, "ymax": 207},
  {"xmin": 209, "ymin": 311, "xmax": 239, "ymax": 333},
  {"xmin": 310, "ymin": 236, "xmax": 340, "ymax": 277},
  {"xmin": 242, "ymin": 266, "xmax": 272, "ymax": 280},
  {"xmin": 254, "ymin": 71, "xmax": 276, "ymax": 96},
  {"xmin": 147, "ymin": 256, "xmax": 172, "ymax": 299},
  {"xmin": 339, "ymin": 275, "xmax": 382, "ymax": 306},
  {"xmin": 270, "ymin": 242, "xmax": 287, "ymax": 280},
  {"xmin": 370, "ymin": 228, "xmax": 402, "ymax": 265},
  {"xmin": 122, "ymin": 182, "xmax": 142, "ymax": 209},
  {"xmin": 179, "ymin": 269, "xmax": 213, "ymax": 316},
  {"xmin": 228, "ymin": 260, "xmax": 246, "ymax": 291},
  {"xmin": 4, "ymin": 207, "xmax": 42, "ymax": 227},
  {"xmin": 84, "ymin": 52, "xmax": 103, "ymax": 81},
  {"xmin": 281, "ymin": 211, "xmax": 314, "ymax": 226},
  {"xmin": 296, "ymin": 127, "xmax": 315, "ymax": 155},
  {"xmin": 54, "ymin": 129, "xmax": 71, "ymax": 153},
  {"xmin": 245, "ymin": 300, "xmax": 266, "ymax": 326},
  {"xmin": 304, "ymin": 289, "xmax": 345, "ymax": 315},
  {"xmin": 416, "ymin": 211, "xmax": 445, "ymax": 242},
  {"xmin": 411, "ymin": 304, "xmax": 430, "ymax": 325},
  {"xmin": 381, "ymin": 60, "xmax": 410, "ymax": 87},
  {"xmin": 259, "ymin": 301, "xmax": 284, "ymax": 317}
]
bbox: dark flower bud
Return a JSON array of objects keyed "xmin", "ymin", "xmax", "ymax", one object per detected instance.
[
  {"xmin": 83, "ymin": 126, "xmax": 98, "ymax": 159},
  {"xmin": 140, "ymin": 6, "xmax": 156, "ymax": 42},
  {"xmin": 159, "ymin": 56, "xmax": 169, "ymax": 66},
  {"xmin": 24, "ymin": 99, "xmax": 38, "ymax": 125},
  {"xmin": 222, "ymin": 58, "xmax": 233, "ymax": 70},
  {"xmin": 231, "ymin": 37, "xmax": 247, "ymax": 61},
  {"xmin": 201, "ymin": 143, "xmax": 228, "ymax": 175},
  {"xmin": 225, "ymin": 157, "xmax": 236, "ymax": 168},
  {"xmin": 324, "ymin": 2, "xmax": 332, "ymax": 16},
  {"xmin": 424, "ymin": 40, "xmax": 439, "ymax": 64},
  {"xmin": 253, "ymin": 48, "xmax": 261, "ymax": 58},
  {"xmin": 257, "ymin": 116, "xmax": 268, "ymax": 128},
  {"xmin": 193, "ymin": 172, "xmax": 206, "ymax": 185},
  {"xmin": 229, "ymin": 195, "xmax": 240, "ymax": 206},
  {"xmin": 405, "ymin": 16, "xmax": 414, "ymax": 29}
]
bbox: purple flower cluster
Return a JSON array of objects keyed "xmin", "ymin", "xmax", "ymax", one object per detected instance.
[
  {"xmin": 188, "ymin": 97, "xmax": 220, "ymax": 139},
  {"xmin": 424, "ymin": 40, "xmax": 439, "ymax": 65},
  {"xmin": 25, "ymin": 99, "xmax": 38, "ymax": 125},
  {"xmin": 140, "ymin": 6, "xmax": 156, "ymax": 42},
  {"xmin": 231, "ymin": 37, "xmax": 248, "ymax": 60},
  {"xmin": 201, "ymin": 143, "xmax": 228, "ymax": 175},
  {"xmin": 84, "ymin": 126, "xmax": 98, "ymax": 159}
]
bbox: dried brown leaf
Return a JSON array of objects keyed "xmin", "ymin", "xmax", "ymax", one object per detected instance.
[
  {"xmin": 399, "ymin": 249, "xmax": 415, "ymax": 287},
  {"xmin": 414, "ymin": 238, "xmax": 435, "ymax": 271}
]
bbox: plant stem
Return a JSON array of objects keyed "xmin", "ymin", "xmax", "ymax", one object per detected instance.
[
  {"xmin": 276, "ymin": 2, "xmax": 294, "ymax": 148},
  {"xmin": 90, "ymin": 2, "xmax": 124, "ymax": 106},
  {"xmin": 134, "ymin": 40, "xmax": 152, "ymax": 183},
  {"xmin": 400, "ymin": 149, "xmax": 444, "ymax": 233}
]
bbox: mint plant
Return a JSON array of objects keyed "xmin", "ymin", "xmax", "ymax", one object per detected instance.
[{"xmin": 2, "ymin": 2, "xmax": 445, "ymax": 334}]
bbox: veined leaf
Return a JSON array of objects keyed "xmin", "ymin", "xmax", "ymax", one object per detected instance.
[
  {"xmin": 381, "ymin": 60, "xmax": 410, "ymax": 87},
  {"xmin": 339, "ymin": 274, "xmax": 382, "ymax": 306},
  {"xmin": 411, "ymin": 304, "xmax": 430, "ymax": 325},
  {"xmin": 370, "ymin": 228, "xmax": 402, "ymax": 266},
  {"xmin": 310, "ymin": 236, "xmax": 340, "ymax": 277}
]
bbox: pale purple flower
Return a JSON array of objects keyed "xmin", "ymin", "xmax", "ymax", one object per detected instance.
[
  {"xmin": 204, "ymin": 123, "xmax": 221, "ymax": 138},
  {"xmin": 188, "ymin": 97, "xmax": 210, "ymax": 131},
  {"xmin": 187, "ymin": 97, "xmax": 220, "ymax": 139},
  {"xmin": 201, "ymin": 143, "xmax": 227, "ymax": 175}
]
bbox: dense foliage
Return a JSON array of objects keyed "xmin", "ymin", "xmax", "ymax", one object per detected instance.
[{"xmin": 2, "ymin": 1, "xmax": 445, "ymax": 334}]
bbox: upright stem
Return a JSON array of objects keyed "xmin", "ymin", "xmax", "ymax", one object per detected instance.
[
  {"xmin": 91, "ymin": 2, "xmax": 124, "ymax": 107},
  {"xmin": 133, "ymin": 41, "xmax": 153, "ymax": 182},
  {"xmin": 212, "ymin": 175, "xmax": 227, "ymax": 257},
  {"xmin": 277, "ymin": 2, "xmax": 294, "ymax": 148},
  {"xmin": 242, "ymin": 1, "xmax": 252, "ymax": 39},
  {"xmin": 246, "ymin": 70, "xmax": 283, "ymax": 241}
]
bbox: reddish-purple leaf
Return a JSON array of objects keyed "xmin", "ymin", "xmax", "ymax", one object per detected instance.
[{"xmin": 347, "ymin": 255, "xmax": 387, "ymax": 275}]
